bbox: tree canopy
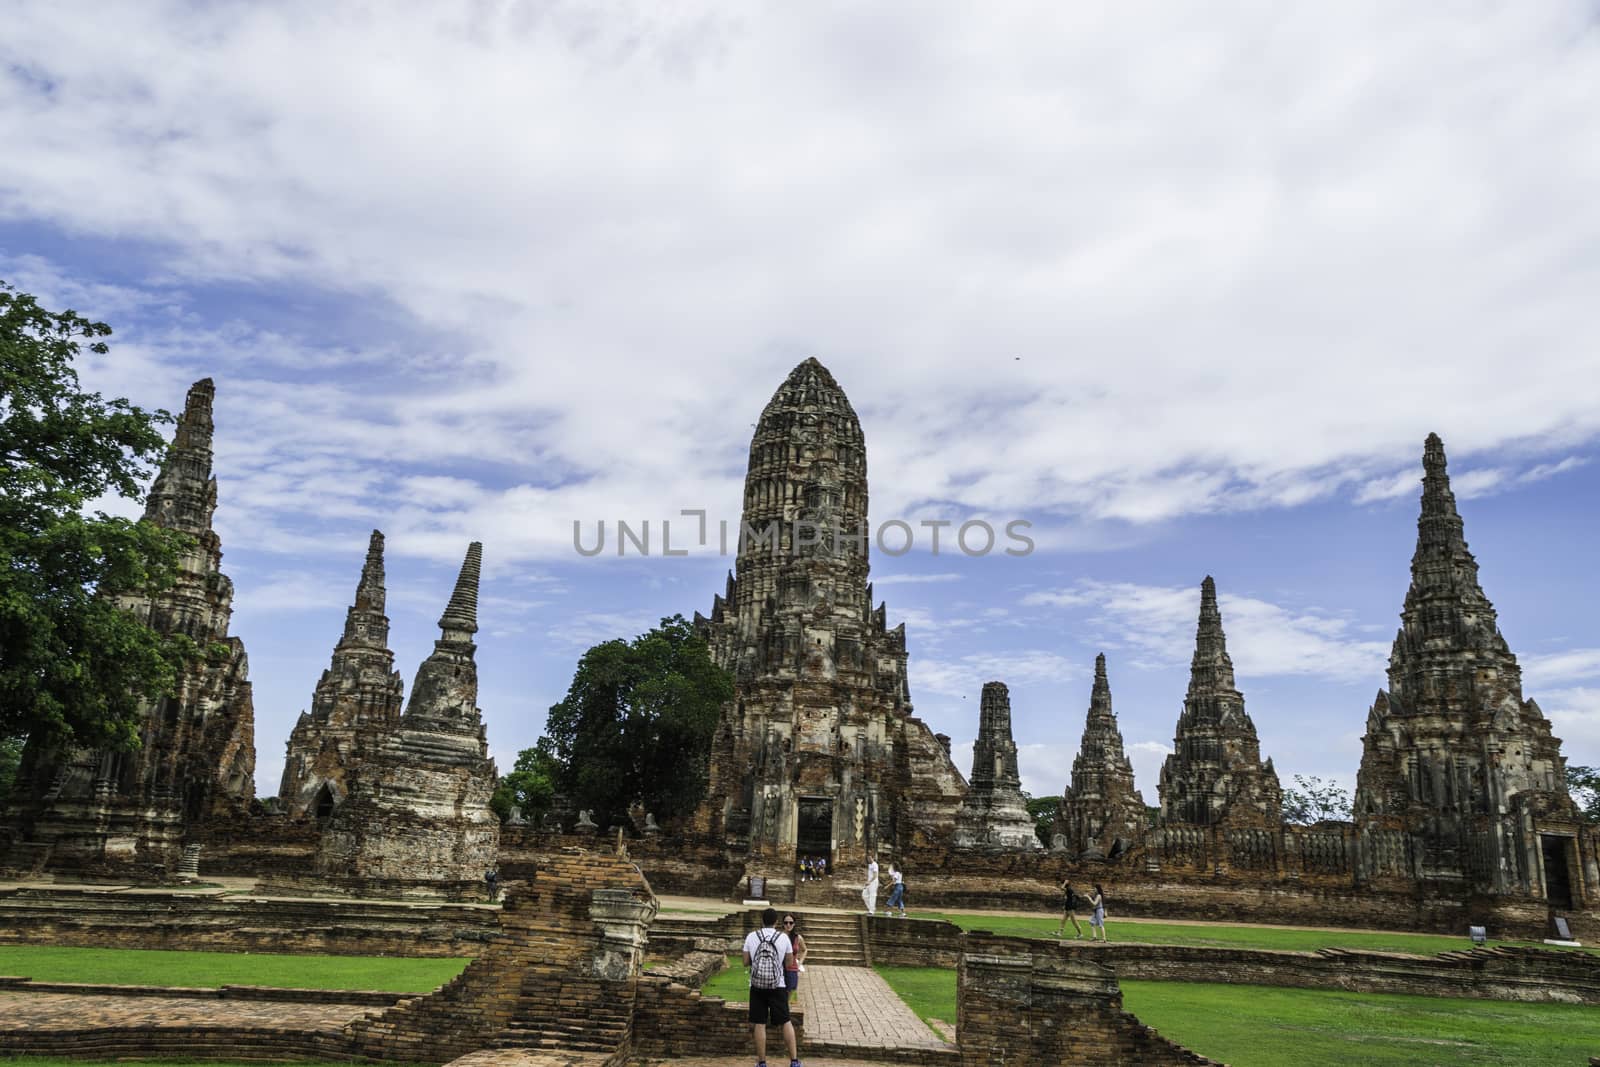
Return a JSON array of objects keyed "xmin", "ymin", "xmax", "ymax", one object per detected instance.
[
  {"xmin": 489, "ymin": 745, "xmax": 558, "ymax": 824},
  {"xmin": 1281, "ymin": 773, "xmax": 1352, "ymax": 825},
  {"xmin": 1566, "ymin": 765, "xmax": 1600, "ymax": 823},
  {"xmin": 0, "ymin": 280, "xmax": 194, "ymax": 750},
  {"xmin": 535, "ymin": 614, "xmax": 732, "ymax": 828}
]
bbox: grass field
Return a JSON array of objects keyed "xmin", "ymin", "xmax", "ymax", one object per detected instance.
[
  {"xmin": 862, "ymin": 967, "xmax": 1600, "ymax": 1065},
  {"xmin": 1122, "ymin": 980, "xmax": 1600, "ymax": 1066},
  {"xmin": 916, "ymin": 910, "xmax": 1579, "ymax": 956},
  {"xmin": 0, "ymin": 945, "xmax": 468, "ymax": 992},
  {"xmin": 699, "ymin": 954, "xmax": 749, "ymax": 1001}
]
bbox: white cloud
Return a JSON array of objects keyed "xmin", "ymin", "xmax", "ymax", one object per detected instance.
[
  {"xmin": 915, "ymin": 650, "xmax": 1081, "ymax": 700},
  {"xmin": 1525, "ymin": 648, "xmax": 1600, "ymax": 686},
  {"xmin": 1543, "ymin": 687, "xmax": 1600, "ymax": 766},
  {"xmin": 0, "ymin": 2, "xmax": 1596, "ymax": 569},
  {"xmin": 1024, "ymin": 580, "xmax": 1391, "ymax": 683},
  {"xmin": 872, "ymin": 573, "xmax": 964, "ymax": 586}
]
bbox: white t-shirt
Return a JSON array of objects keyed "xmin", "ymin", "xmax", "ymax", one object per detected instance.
[
  {"xmin": 742, "ymin": 928, "xmax": 793, "ymax": 985},
  {"xmin": 890, "ymin": 868, "xmax": 903, "ymax": 885},
  {"xmin": 866, "ymin": 860, "xmax": 879, "ymax": 884}
]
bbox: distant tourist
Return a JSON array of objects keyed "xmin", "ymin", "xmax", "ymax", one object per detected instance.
[
  {"xmin": 782, "ymin": 913, "xmax": 807, "ymax": 999},
  {"xmin": 862, "ymin": 855, "xmax": 880, "ymax": 915},
  {"xmin": 885, "ymin": 864, "xmax": 906, "ymax": 917},
  {"xmin": 743, "ymin": 906, "xmax": 801, "ymax": 1067},
  {"xmin": 818, "ymin": 856, "xmax": 827, "ymax": 878},
  {"xmin": 1089, "ymin": 883, "xmax": 1108, "ymax": 942},
  {"xmin": 484, "ymin": 868, "xmax": 499, "ymax": 902},
  {"xmin": 1055, "ymin": 878, "xmax": 1083, "ymax": 939}
]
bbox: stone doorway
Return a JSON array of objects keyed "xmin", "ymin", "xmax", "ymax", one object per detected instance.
[
  {"xmin": 1541, "ymin": 834, "xmax": 1574, "ymax": 909},
  {"xmin": 797, "ymin": 796, "xmax": 833, "ymax": 868},
  {"xmin": 314, "ymin": 783, "xmax": 337, "ymax": 821}
]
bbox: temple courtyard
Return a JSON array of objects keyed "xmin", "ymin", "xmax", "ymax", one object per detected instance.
[{"xmin": 3, "ymin": 879, "xmax": 1600, "ymax": 1067}]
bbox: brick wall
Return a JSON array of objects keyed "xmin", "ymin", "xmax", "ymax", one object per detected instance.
[{"xmin": 957, "ymin": 933, "xmax": 1218, "ymax": 1066}]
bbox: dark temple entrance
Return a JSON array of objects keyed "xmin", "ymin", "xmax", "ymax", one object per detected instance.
[
  {"xmin": 1542, "ymin": 834, "xmax": 1574, "ymax": 909},
  {"xmin": 797, "ymin": 797, "xmax": 834, "ymax": 867}
]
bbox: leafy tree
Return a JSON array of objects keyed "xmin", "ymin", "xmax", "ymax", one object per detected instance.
[
  {"xmin": 1024, "ymin": 793, "xmax": 1061, "ymax": 847},
  {"xmin": 490, "ymin": 746, "xmax": 558, "ymax": 824},
  {"xmin": 0, "ymin": 280, "xmax": 195, "ymax": 751},
  {"xmin": 0, "ymin": 735, "xmax": 22, "ymax": 809},
  {"xmin": 1566, "ymin": 765, "xmax": 1600, "ymax": 823},
  {"xmin": 1281, "ymin": 773, "xmax": 1352, "ymax": 825},
  {"xmin": 538, "ymin": 614, "xmax": 732, "ymax": 828}
]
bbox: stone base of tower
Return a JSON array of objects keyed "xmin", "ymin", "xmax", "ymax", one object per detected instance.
[{"xmin": 953, "ymin": 794, "xmax": 1042, "ymax": 851}]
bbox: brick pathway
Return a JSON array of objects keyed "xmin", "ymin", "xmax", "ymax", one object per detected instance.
[
  {"xmin": 793, "ymin": 966, "xmax": 946, "ymax": 1052},
  {"xmin": 0, "ymin": 989, "xmax": 376, "ymax": 1031}
]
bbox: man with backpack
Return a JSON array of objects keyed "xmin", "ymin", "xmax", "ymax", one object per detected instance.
[{"xmin": 743, "ymin": 906, "xmax": 801, "ymax": 1067}]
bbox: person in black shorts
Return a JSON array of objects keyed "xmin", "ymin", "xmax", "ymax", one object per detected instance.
[{"xmin": 743, "ymin": 906, "xmax": 801, "ymax": 1067}]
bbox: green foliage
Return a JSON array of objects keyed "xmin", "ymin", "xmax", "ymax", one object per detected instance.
[
  {"xmin": 490, "ymin": 746, "xmax": 558, "ymax": 823},
  {"xmin": 1122, "ymin": 980, "xmax": 1600, "ymax": 1066},
  {"xmin": 1280, "ymin": 773, "xmax": 1352, "ymax": 825},
  {"xmin": 1565, "ymin": 764, "xmax": 1600, "ymax": 823},
  {"xmin": 538, "ymin": 614, "xmax": 732, "ymax": 827},
  {"xmin": 0, "ymin": 280, "xmax": 196, "ymax": 749},
  {"xmin": 873, "ymin": 965, "xmax": 955, "ymax": 1037},
  {"xmin": 0, "ymin": 734, "xmax": 21, "ymax": 807},
  {"xmin": 0, "ymin": 944, "xmax": 467, "ymax": 992},
  {"xmin": 1023, "ymin": 793, "xmax": 1060, "ymax": 847}
]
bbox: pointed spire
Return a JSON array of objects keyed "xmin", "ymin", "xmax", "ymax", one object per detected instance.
[
  {"xmin": 1414, "ymin": 432, "xmax": 1470, "ymax": 572},
  {"xmin": 1089, "ymin": 652, "xmax": 1113, "ymax": 719},
  {"xmin": 143, "ymin": 377, "xmax": 218, "ymax": 537},
  {"xmin": 438, "ymin": 541, "xmax": 482, "ymax": 638},
  {"xmin": 354, "ymin": 530, "xmax": 386, "ymax": 616},
  {"xmin": 174, "ymin": 378, "xmax": 216, "ymax": 451},
  {"xmin": 1188, "ymin": 576, "xmax": 1236, "ymax": 696}
]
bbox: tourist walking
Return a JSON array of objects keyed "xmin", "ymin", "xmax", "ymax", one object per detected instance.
[
  {"xmin": 1054, "ymin": 878, "xmax": 1082, "ymax": 938},
  {"xmin": 743, "ymin": 907, "xmax": 802, "ymax": 1067},
  {"xmin": 885, "ymin": 864, "xmax": 906, "ymax": 917},
  {"xmin": 782, "ymin": 913, "xmax": 807, "ymax": 1000},
  {"xmin": 861, "ymin": 855, "xmax": 879, "ymax": 915},
  {"xmin": 1089, "ymin": 883, "xmax": 1108, "ymax": 942}
]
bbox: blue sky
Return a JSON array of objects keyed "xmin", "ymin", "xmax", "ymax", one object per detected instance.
[{"xmin": 3, "ymin": 2, "xmax": 1598, "ymax": 801}]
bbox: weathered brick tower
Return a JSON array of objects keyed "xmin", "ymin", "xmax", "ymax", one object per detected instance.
[
  {"xmin": 312, "ymin": 541, "xmax": 499, "ymax": 898},
  {"xmin": 953, "ymin": 681, "xmax": 1039, "ymax": 849},
  {"xmin": 278, "ymin": 530, "xmax": 405, "ymax": 818},
  {"xmin": 1355, "ymin": 434, "xmax": 1591, "ymax": 906},
  {"xmin": 1059, "ymin": 654, "xmax": 1149, "ymax": 858},
  {"xmin": 10, "ymin": 379, "xmax": 256, "ymax": 877},
  {"xmin": 694, "ymin": 358, "xmax": 966, "ymax": 888},
  {"xmin": 1158, "ymin": 577, "xmax": 1282, "ymax": 830}
]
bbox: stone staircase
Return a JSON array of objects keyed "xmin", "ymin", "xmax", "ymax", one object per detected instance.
[
  {"xmin": 795, "ymin": 912, "xmax": 868, "ymax": 967},
  {"xmin": 491, "ymin": 975, "xmax": 632, "ymax": 1052}
]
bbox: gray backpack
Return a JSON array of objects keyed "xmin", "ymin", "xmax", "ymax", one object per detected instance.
[{"xmin": 751, "ymin": 929, "xmax": 784, "ymax": 989}]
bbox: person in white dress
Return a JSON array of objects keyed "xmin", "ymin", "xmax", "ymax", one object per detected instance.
[{"xmin": 861, "ymin": 855, "xmax": 879, "ymax": 915}]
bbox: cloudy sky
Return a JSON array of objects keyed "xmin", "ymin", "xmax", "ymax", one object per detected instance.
[{"xmin": 4, "ymin": 1, "xmax": 1598, "ymax": 802}]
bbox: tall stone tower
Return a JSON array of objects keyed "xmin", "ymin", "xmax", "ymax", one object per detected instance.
[
  {"xmin": 1060, "ymin": 654, "xmax": 1148, "ymax": 857},
  {"xmin": 1355, "ymin": 434, "xmax": 1582, "ymax": 898},
  {"xmin": 1158, "ymin": 577, "xmax": 1282, "ymax": 829},
  {"xmin": 278, "ymin": 530, "xmax": 405, "ymax": 818},
  {"xmin": 11, "ymin": 379, "xmax": 257, "ymax": 877},
  {"xmin": 953, "ymin": 682, "xmax": 1039, "ymax": 849},
  {"xmin": 695, "ymin": 359, "xmax": 966, "ymax": 883},
  {"xmin": 313, "ymin": 542, "xmax": 499, "ymax": 898}
]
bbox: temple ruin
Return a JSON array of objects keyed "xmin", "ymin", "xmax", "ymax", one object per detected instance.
[
  {"xmin": 5, "ymin": 379, "xmax": 256, "ymax": 878},
  {"xmin": 1058, "ymin": 654, "xmax": 1148, "ymax": 859},
  {"xmin": 693, "ymin": 358, "xmax": 967, "ymax": 885},
  {"xmin": 278, "ymin": 529, "xmax": 405, "ymax": 819},
  {"xmin": 952, "ymin": 681, "xmax": 1039, "ymax": 850},
  {"xmin": 1158, "ymin": 576, "xmax": 1283, "ymax": 831},
  {"xmin": 1355, "ymin": 433, "xmax": 1593, "ymax": 904},
  {"xmin": 310, "ymin": 542, "xmax": 500, "ymax": 898}
]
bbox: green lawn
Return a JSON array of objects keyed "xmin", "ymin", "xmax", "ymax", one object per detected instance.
[
  {"xmin": 700, "ymin": 955, "xmax": 750, "ymax": 1000},
  {"xmin": 918, "ymin": 910, "xmax": 1577, "ymax": 956},
  {"xmin": 0, "ymin": 1062, "xmax": 388, "ymax": 1067},
  {"xmin": 1122, "ymin": 980, "xmax": 1600, "ymax": 1066},
  {"xmin": 872, "ymin": 965, "xmax": 953, "ymax": 1038},
  {"xmin": 862, "ymin": 968, "xmax": 1600, "ymax": 1065},
  {"xmin": 0, "ymin": 945, "xmax": 467, "ymax": 992}
]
